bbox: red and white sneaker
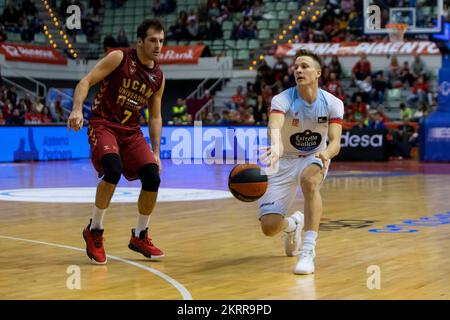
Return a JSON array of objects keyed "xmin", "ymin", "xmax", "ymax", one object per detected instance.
[
  {"xmin": 82, "ymin": 219, "xmax": 107, "ymax": 264},
  {"xmin": 128, "ymin": 228, "xmax": 164, "ymax": 259}
]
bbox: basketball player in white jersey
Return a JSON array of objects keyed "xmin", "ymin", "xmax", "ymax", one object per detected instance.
[{"xmin": 259, "ymin": 49, "xmax": 344, "ymax": 274}]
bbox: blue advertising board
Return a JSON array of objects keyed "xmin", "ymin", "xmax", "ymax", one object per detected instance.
[
  {"xmin": 420, "ymin": 55, "xmax": 450, "ymax": 161},
  {"xmin": 0, "ymin": 126, "xmax": 269, "ymax": 163},
  {"xmin": 0, "ymin": 126, "xmax": 89, "ymax": 162},
  {"xmin": 0, "ymin": 125, "xmax": 397, "ymax": 163}
]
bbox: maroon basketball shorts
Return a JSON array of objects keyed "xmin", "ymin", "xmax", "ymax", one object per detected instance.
[{"xmin": 87, "ymin": 119, "xmax": 156, "ymax": 181}]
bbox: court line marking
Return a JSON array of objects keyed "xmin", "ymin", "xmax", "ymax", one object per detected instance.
[
  {"xmin": 0, "ymin": 187, "xmax": 232, "ymax": 203},
  {"xmin": 0, "ymin": 234, "xmax": 193, "ymax": 300}
]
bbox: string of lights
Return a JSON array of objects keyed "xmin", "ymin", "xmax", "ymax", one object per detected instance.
[
  {"xmin": 248, "ymin": 0, "xmax": 321, "ymax": 70},
  {"xmin": 41, "ymin": 0, "xmax": 78, "ymax": 59}
]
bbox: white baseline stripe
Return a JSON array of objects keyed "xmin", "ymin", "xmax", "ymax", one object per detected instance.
[
  {"xmin": 0, "ymin": 187, "xmax": 232, "ymax": 203},
  {"xmin": 0, "ymin": 235, "xmax": 192, "ymax": 300}
]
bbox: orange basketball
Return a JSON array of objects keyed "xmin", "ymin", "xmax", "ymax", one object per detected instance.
[{"xmin": 228, "ymin": 164, "xmax": 268, "ymax": 202}]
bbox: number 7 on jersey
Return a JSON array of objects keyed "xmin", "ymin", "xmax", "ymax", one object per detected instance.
[{"xmin": 122, "ymin": 110, "xmax": 132, "ymax": 124}]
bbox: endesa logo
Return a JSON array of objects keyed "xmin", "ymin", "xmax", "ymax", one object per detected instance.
[{"xmin": 341, "ymin": 131, "xmax": 383, "ymax": 148}]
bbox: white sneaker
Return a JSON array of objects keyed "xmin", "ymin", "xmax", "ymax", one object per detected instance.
[
  {"xmin": 294, "ymin": 248, "xmax": 315, "ymax": 275},
  {"xmin": 284, "ymin": 211, "xmax": 304, "ymax": 257}
]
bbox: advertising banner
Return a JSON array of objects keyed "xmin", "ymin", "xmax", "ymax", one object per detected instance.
[
  {"xmin": 0, "ymin": 126, "xmax": 89, "ymax": 162},
  {"xmin": 334, "ymin": 129, "xmax": 389, "ymax": 161},
  {"xmin": 0, "ymin": 43, "xmax": 67, "ymax": 64},
  {"xmin": 421, "ymin": 55, "xmax": 450, "ymax": 161},
  {"xmin": 0, "ymin": 126, "xmax": 269, "ymax": 162},
  {"xmin": 0, "ymin": 126, "xmax": 390, "ymax": 163},
  {"xmin": 158, "ymin": 45, "xmax": 205, "ymax": 64},
  {"xmin": 107, "ymin": 45, "xmax": 205, "ymax": 64},
  {"xmin": 275, "ymin": 41, "xmax": 440, "ymax": 57}
]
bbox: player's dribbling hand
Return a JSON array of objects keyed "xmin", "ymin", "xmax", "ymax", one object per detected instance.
[
  {"xmin": 67, "ymin": 110, "xmax": 84, "ymax": 132},
  {"xmin": 315, "ymin": 151, "xmax": 330, "ymax": 171},
  {"xmin": 259, "ymin": 145, "xmax": 282, "ymax": 167}
]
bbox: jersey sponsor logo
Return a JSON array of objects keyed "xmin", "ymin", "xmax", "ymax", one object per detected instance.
[
  {"xmin": 129, "ymin": 60, "xmax": 137, "ymax": 75},
  {"xmin": 290, "ymin": 130, "xmax": 322, "ymax": 152},
  {"xmin": 122, "ymin": 78, "xmax": 154, "ymax": 99},
  {"xmin": 149, "ymin": 74, "xmax": 156, "ymax": 82},
  {"xmin": 341, "ymin": 131, "xmax": 383, "ymax": 148},
  {"xmin": 317, "ymin": 116, "xmax": 328, "ymax": 123}
]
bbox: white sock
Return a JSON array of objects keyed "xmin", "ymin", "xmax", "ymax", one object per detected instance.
[
  {"xmin": 284, "ymin": 217, "xmax": 297, "ymax": 233},
  {"xmin": 302, "ymin": 230, "xmax": 318, "ymax": 251},
  {"xmin": 135, "ymin": 214, "xmax": 151, "ymax": 237},
  {"xmin": 90, "ymin": 206, "xmax": 106, "ymax": 230}
]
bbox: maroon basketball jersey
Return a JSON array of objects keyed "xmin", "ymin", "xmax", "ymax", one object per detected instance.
[{"xmin": 90, "ymin": 48, "xmax": 164, "ymax": 128}]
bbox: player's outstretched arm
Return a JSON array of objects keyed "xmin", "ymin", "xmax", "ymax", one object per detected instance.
[
  {"xmin": 68, "ymin": 50, "xmax": 124, "ymax": 131},
  {"xmin": 260, "ymin": 112, "xmax": 285, "ymax": 167},
  {"xmin": 148, "ymin": 75, "xmax": 165, "ymax": 174}
]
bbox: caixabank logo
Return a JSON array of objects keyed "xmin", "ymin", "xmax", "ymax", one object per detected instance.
[{"xmin": 368, "ymin": 211, "xmax": 450, "ymax": 233}]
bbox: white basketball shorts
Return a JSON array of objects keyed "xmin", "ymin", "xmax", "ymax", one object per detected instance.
[{"xmin": 258, "ymin": 154, "xmax": 329, "ymax": 219}]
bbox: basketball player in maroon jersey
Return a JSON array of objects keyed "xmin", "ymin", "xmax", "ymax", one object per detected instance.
[{"xmin": 68, "ymin": 19, "xmax": 165, "ymax": 264}]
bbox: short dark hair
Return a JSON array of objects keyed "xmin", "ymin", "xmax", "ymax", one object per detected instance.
[
  {"xmin": 294, "ymin": 49, "xmax": 323, "ymax": 69},
  {"xmin": 137, "ymin": 19, "xmax": 164, "ymax": 41}
]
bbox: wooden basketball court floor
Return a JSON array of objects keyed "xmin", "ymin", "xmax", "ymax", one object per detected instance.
[{"xmin": 0, "ymin": 159, "xmax": 449, "ymax": 300}]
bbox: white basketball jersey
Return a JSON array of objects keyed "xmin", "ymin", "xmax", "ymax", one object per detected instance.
[{"xmin": 270, "ymin": 87, "xmax": 344, "ymax": 157}]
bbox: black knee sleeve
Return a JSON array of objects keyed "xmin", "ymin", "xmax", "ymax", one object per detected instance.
[
  {"xmin": 138, "ymin": 164, "xmax": 160, "ymax": 192},
  {"xmin": 101, "ymin": 153, "xmax": 122, "ymax": 185}
]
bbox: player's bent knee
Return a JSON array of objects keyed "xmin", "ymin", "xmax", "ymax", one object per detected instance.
[
  {"xmin": 301, "ymin": 176, "xmax": 321, "ymax": 194},
  {"xmin": 138, "ymin": 164, "xmax": 160, "ymax": 192},
  {"xmin": 260, "ymin": 214, "xmax": 284, "ymax": 237},
  {"xmin": 101, "ymin": 153, "xmax": 122, "ymax": 185},
  {"xmin": 261, "ymin": 225, "xmax": 279, "ymax": 237}
]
